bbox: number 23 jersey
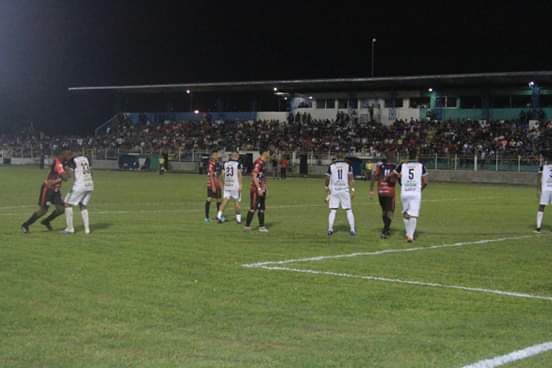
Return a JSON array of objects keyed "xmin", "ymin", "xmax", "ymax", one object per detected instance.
[{"xmin": 223, "ymin": 160, "xmax": 242, "ymax": 191}]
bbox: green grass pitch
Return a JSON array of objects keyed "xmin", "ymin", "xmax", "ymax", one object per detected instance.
[{"xmin": 1, "ymin": 166, "xmax": 551, "ymax": 367}]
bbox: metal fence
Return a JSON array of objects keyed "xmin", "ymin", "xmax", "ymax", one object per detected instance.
[
  {"xmin": 1, "ymin": 145, "xmax": 543, "ymax": 173},
  {"xmin": 416, "ymin": 153, "xmax": 542, "ymax": 172}
]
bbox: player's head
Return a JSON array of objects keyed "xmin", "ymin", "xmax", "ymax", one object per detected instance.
[
  {"xmin": 55, "ymin": 149, "xmax": 72, "ymax": 161},
  {"xmin": 383, "ymin": 151, "xmax": 395, "ymax": 163},
  {"xmin": 231, "ymin": 151, "xmax": 240, "ymax": 160},
  {"xmin": 211, "ymin": 149, "xmax": 220, "ymax": 160},
  {"xmin": 407, "ymin": 149, "xmax": 418, "ymax": 161},
  {"xmin": 260, "ymin": 148, "xmax": 271, "ymax": 161},
  {"xmin": 335, "ymin": 150, "xmax": 345, "ymax": 160}
]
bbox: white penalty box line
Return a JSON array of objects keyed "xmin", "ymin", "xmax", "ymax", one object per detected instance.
[
  {"xmin": 461, "ymin": 341, "xmax": 552, "ymax": 368},
  {"xmin": 243, "ymin": 234, "xmax": 552, "ymax": 302}
]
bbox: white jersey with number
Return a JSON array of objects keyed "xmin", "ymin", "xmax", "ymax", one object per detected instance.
[
  {"xmin": 327, "ymin": 161, "xmax": 352, "ymax": 194},
  {"xmin": 72, "ymin": 156, "xmax": 94, "ymax": 192},
  {"xmin": 540, "ymin": 164, "xmax": 552, "ymax": 192},
  {"xmin": 396, "ymin": 162, "xmax": 427, "ymax": 196},
  {"xmin": 223, "ymin": 160, "xmax": 242, "ymax": 191}
]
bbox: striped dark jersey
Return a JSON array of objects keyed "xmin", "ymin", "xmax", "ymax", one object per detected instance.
[
  {"xmin": 207, "ymin": 159, "xmax": 222, "ymax": 189},
  {"xmin": 250, "ymin": 158, "xmax": 266, "ymax": 193},
  {"xmin": 44, "ymin": 159, "xmax": 66, "ymax": 192},
  {"xmin": 374, "ymin": 162, "xmax": 397, "ymax": 197}
]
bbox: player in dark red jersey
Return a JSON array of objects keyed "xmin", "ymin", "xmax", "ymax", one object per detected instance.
[
  {"xmin": 21, "ymin": 150, "xmax": 72, "ymax": 233},
  {"xmin": 244, "ymin": 149, "xmax": 270, "ymax": 232},
  {"xmin": 204, "ymin": 150, "xmax": 222, "ymax": 223},
  {"xmin": 370, "ymin": 153, "xmax": 397, "ymax": 239}
]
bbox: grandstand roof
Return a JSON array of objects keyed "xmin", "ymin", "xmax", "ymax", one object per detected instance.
[{"xmin": 68, "ymin": 71, "xmax": 552, "ymax": 94}]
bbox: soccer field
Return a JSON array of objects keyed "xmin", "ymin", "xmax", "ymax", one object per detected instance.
[{"xmin": 1, "ymin": 166, "xmax": 551, "ymax": 368}]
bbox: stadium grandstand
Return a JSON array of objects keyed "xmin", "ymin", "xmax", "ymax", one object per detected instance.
[{"xmin": 1, "ymin": 71, "xmax": 551, "ymax": 176}]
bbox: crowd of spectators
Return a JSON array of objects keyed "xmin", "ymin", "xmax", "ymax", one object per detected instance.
[{"xmin": 1, "ymin": 114, "xmax": 550, "ymax": 159}]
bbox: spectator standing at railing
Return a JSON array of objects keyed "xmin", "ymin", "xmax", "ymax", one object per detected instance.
[{"xmin": 279, "ymin": 156, "xmax": 289, "ymax": 179}]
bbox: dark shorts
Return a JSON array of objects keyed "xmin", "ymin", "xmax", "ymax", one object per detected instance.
[
  {"xmin": 250, "ymin": 191, "xmax": 266, "ymax": 211},
  {"xmin": 378, "ymin": 195, "xmax": 395, "ymax": 212},
  {"xmin": 38, "ymin": 184, "xmax": 64, "ymax": 208},
  {"xmin": 207, "ymin": 186, "xmax": 222, "ymax": 200}
]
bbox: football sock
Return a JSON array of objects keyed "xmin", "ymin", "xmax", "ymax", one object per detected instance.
[
  {"xmin": 245, "ymin": 211, "xmax": 254, "ymax": 226},
  {"xmin": 328, "ymin": 209, "xmax": 337, "ymax": 231},
  {"xmin": 65, "ymin": 207, "xmax": 74, "ymax": 231},
  {"xmin": 403, "ymin": 218, "xmax": 409, "ymax": 235},
  {"xmin": 216, "ymin": 201, "xmax": 221, "ymax": 211},
  {"xmin": 383, "ymin": 216, "xmax": 391, "ymax": 231},
  {"xmin": 23, "ymin": 211, "xmax": 44, "ymax": 227},
  {"xmin": 236, "ymin": 214, "xmax": 241, "ymax": 222},
  {"xmin": 204, "ymin": 201, "xmax": 210, "ymax": 219},
  {"xmin": 217, "ymin": 210, "xmax": 223, "ymax": 219},
  {"xmin": 407, "ymin": 218, "xmax": 417, "ymax": 238},
  {"xmin": 346, "ymin": 209, "xmax": 355, "ymax": 232},
  {"xmin": 81, "ymin": 209, "xmax": 90, "ymax": 232},
  {"xmin": 258, "ymin": 211, "xmax": 265, "ymax": 227},
  {"xmin": 537, "ymin": 211, "xmax": 544, "ymax": 228}
]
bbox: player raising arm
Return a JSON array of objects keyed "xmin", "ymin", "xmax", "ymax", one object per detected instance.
[
  {"xmin": 217, "ymin": 151, "xmax": 243, "ymax": 224},
  {"xmin": 244, "ymin": 149, "xmax": 270, "ymax": 232},
  {"xmin": 21, "ymin": 150, "xmax": 72, "ymax": 233},
  {"xmin": 325, "ymin": 151, "xmax": 356, "ymax": 237},
  {"xmin": 63, "ymin": 155, "xmax": 94, "ymax": 234},
  {"xmin": 204, "ymin": 150, "xmax": 222, "ymax": 223},
  {"xmin": 393, "ymin": 154, "xmax": 428, "ymax": 243},
  {"xmin": 536, "ymin": 155, "xmax": 552, "ymax": 232}
]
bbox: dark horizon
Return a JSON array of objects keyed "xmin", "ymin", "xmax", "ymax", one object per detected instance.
[{"xmin": 1, "ymin": 1, "xmax": 551, "ymax": 134}]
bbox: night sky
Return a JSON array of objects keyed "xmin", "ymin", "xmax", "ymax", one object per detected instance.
[{"xmin": 1, "ymin": 1, "xmax": 551, "ymax": 134}]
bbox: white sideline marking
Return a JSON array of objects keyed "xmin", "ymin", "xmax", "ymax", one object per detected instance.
[
  {"xmin": 242, "ymin": 235, "xmax": 538, "ymax": 268},
  {"xmin": 255, "ymin": 265, "xmax": 552, "ymax": 302},
  {"xmin": 462, "ymin": 341, "xmax": 552, "ymax": 368}
]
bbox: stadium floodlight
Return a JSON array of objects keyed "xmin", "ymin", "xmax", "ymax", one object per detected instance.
[
  {"xmin": 186, "ymin": 89, "xmax": 191, "ymax": 94},
  {"xmin": 273, "ymin": 87, "xmax": 278, "ymax": 92},
  {"xmin": 193, "ymin": 110, "xmax": 200, "ymax": 114},
  {"xmin": 284, "ymin": 97, "xmax": 288, "ymax": 100},
  {"xmin": 428, "ymin": 88, "xmax": 433, "ymax": 92},
  {"xmin": 529, "ymin": 81, "xmax": 535, "ymax": 87},
  {"xmin": 308, "ymin": 96, "xmax": 313, "ymax": 100}
]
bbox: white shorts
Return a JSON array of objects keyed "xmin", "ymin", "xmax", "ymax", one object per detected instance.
[
  {"xmin": 329, "ymin": 191, "xmax": 352, "ymax": 209},
  {"xmin": 65, "ymin": 190, "xmax": 93, "ymax": 207},
  {"xmin": 223, "ymin": 189, "xmax": 241, "ymax": 202},
  {"xmin": 401, "ymin": 194, "xmax": 421, "ymax": 217},
  {"xmin": 540, "ymin": 191, "xmax": 552, "ymax": 206}
]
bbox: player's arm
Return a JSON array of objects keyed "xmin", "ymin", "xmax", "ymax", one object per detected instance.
[
  {"xmin": 252, "ymin": 165, "xmax": 263, "ymax": 194},
  {"xmin": 370, "ymin": 166, "xmax": 379, "ymax": 196},
  {"xmin": 348, "ymin": 170, "xmax": 355, "ymax": 198},
  {"xmin": 55, "ymin": 160, "xmax": 70, "ymax": 181},
  {"xmin": 238, "ymin": 167, "xmax": 243, "ymax": 192},
  {"xmin": 208, "ymin": 165, "xmax": 217, "ymax": 193},
  {"xmin": 537, "ymin": 166, "xmax": 542, "ymax": 194},
  {"xmin": 324, "ymin": 166, "xmax": 331, "ymax": 194},
  {"xmin": 392, "ymin": 163, "xmax": 402, "ymax": 184},
  {"xmin": 421, "ymin": 165, "xmax": 429, "ymax": 190}
]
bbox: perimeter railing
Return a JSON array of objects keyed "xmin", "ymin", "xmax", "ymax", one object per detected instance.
[{"xmin": 0, "ymin": 145, "xmax": 543, "ymax": 173}]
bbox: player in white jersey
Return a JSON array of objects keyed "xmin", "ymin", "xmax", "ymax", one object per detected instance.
[
  {"xmin": 217, "ymin": 152, "xmax": 243, "ymax": 224},
  {"xmin": 393, "ymin": 157, "xmax": 428, "ymax": 242},
  {"xmin": 63, "ymin": 155, "xmax": 94, "ymax": 234},
  {"xmin": 325, "ymin": 153, "xmax": 356, "ymax": 236},
  {"xmin": 536, "ymin": 157, "xmax": 552, "ymax": 232}
]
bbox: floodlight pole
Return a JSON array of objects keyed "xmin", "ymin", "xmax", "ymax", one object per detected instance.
[{"xmin": 371, "ymin": 38, "xmax": 376, "ymax": 77}]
